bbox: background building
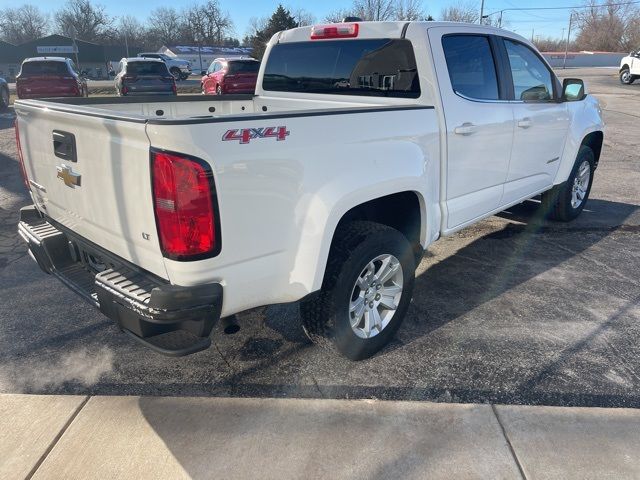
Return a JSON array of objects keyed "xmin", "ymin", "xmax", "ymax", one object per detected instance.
[{"xmin": 0, "ymin": 34, "xmax": 140, "ymax": 80}]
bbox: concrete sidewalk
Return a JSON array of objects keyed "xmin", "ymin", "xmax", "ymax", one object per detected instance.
[{"xmin": 1, "ymin": 395, "xmax": 639, "ymax": 480}]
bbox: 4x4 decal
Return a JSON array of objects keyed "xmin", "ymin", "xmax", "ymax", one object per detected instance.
[{"xmin": 222, "ymin": 126, "xmax": 290, "ymax": 144}]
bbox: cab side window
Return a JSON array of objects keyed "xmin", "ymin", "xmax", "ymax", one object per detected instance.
[
  {"xmin": 442, "ymin": 35, "xmax": 500, "ymax": 101},
  {"xmin": 504, "ymin": 39, "xmax": 554, "ymax": 101}
]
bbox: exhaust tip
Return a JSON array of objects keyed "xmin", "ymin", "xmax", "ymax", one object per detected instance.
[{"xmin": 221, "ymin": 315, "xmax": 240, "ymax": 335}]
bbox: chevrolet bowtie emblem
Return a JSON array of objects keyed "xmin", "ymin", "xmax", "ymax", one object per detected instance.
[{"xmin": 56, "ymin": 164, "xmax": 81, "ymax": 188}]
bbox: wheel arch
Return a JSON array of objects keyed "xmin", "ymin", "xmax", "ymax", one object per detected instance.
[
  {"xmin": 309, "ymin": 190, "xmax": 427, "ymax": 292},
  {"xmin": 581, "ymin": 130, "xmax": 604, "ymax": 168},
  {"xmin": 620, "ymin": 64, "xmax": 630, "ymax": 72}
]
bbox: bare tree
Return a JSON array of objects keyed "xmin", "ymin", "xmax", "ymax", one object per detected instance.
[
  {"xmin": 395, "ymin": 0, "xmax": 425, "ymax": 21},
  {"xmin": 147, "ymin": 7, "xmax": 185, "ymax": 45},
  {"xmin": 533, "ymin": 36, "xmax": 575, "ymax": 52},
  {"xmin": 185, "ymin": 0, "xmax": 234, "ymax": 45},
  {"xmin": 575, "ymin": 0, "xmax": 640, "ymax": 51},
  {"xmin": 440, "ymin": 2, "xmax": 479, "ymax": 23},
  {"xmin": 0, "ymin": 5, "xmax": 49, "ymax": 44},
  {"xmin": 352, "ymin": 0, "xmax": 395, "ymax": 21},
  {"xmin": 323, "ymin": 8, "xmax": 354, "ymax": 23},
  {"xmin": 115, "ymin": 15, "xmax": 146, "ymax": 50},
  {"xmin": 290, "ymin": 7, "xmax": 316, "ymax": 26},
  {"xmin": 55, "ymin": 0, "xmax": 114, "ymax": 41}
]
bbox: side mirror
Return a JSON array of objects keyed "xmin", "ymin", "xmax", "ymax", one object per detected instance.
[
  {"xmin": 562, "ymin": 78, "xmax": 585, "ymax": 102},
  {"xmin": 201, "ymin": 70, "xmax": 207, "ymax": 75}
]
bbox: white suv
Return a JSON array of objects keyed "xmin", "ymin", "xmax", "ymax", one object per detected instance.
[{"xmin": 619, "ymin": 49, "xmax": 640, "ymax": 84}]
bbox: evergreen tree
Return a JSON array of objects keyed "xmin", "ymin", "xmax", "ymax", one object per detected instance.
[{"xmin": 249, "ymin": 5, "xmax": 297, "ymax": 59}]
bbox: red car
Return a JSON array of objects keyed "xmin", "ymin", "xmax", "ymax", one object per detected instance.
[
  {"xmin": 16, "ymin": 57, "xmax": 88, "ymax": 99},
  {"xmin": 201, "ymin": 57, "xmax": 260, "ymax": 95}
]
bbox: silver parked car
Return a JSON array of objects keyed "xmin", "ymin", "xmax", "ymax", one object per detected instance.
[{"xmin": 114, "ymin": 58, "xmax": 177, "ymax": 96}]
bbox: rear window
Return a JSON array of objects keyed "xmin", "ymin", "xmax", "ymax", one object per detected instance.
[
  {"xmin": 442, "ymin": 35, "xmax": 499, "ymax": 101},
  {"xmin": 126, "ymin": 61, "xmax": 169, "ymax": 76},
  {"xmin": 20, "ymin": 61, "xmax": 69, "ymax": 77},
  {"xmin": 228, "ymin": 61, "xmax": 260, "ymax": 74},
  {"xmin": 263, "ymin": 39, "xmax": 420, "ymax": 97}
]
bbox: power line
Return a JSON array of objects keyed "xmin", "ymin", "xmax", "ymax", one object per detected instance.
[{"xmin": 486, "ymin": 0, "xmax": 640, "ymax": 17}]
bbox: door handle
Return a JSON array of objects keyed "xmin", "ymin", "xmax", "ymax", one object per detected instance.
[
  {"xmin": 454, "ymin": 122, "xmax": 476, "ymax": 135},
  {"xmin": 517, "ymin": 118, "xmax": 532, "ymax": 129}
]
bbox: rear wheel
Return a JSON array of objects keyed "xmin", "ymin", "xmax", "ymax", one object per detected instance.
[
  {"xmin": 300, "ymin": 221, "xmax": 415, "ymax": 360},
  {"xmin": 541, "ymin": 145, "xmax": 595, "ymax": 221},
  {"xmin": 0, "ymin": 86, "xmax": 8, "ymax": 111},
  {"xmin": 620, "ymin": 67, "xmax": 635, "ymax": 85}
]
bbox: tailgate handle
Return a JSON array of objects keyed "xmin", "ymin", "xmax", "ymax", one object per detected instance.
[{"xmin": 52, "ymin": 130, "xmax": 77, "ymax": 163}]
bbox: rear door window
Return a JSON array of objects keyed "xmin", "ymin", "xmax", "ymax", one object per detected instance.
[
  {"xmin": 263, "ymin": 39, "xmax": 420, "ymax": 97},
  {"xmin": 20, "ymin": 61, "xmax": 69, "ymax": 77},
  {"xmin": 441, "ymin": 35, "xmax": 499, "ymax": 101},
  {"xmin": 126, "ymin": 61, "xmax": 169, "ymax": 76}
]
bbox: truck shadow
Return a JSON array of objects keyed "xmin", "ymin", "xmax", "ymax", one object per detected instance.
[{"xmin": 216, "ymin": 197, "xmax": 640, "ymax": 405}]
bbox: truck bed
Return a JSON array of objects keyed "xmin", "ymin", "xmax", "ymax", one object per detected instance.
[{"xmin": 19, "ymin": 94, "xmax": 416, "ymax": 123}]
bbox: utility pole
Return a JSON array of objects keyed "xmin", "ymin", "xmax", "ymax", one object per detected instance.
[
  {"xmin": 563, "ymin": 12, "xmax": 573, "ymax": 69},
  {"xmin": 480, "ymin": 0, "xmax": 485, "ymax": 24},
  {"xmin": 70, "ymin": 26, "xmax": 80, "ymax": 69},
  {"xmin": 531, "ymin": 28, "xmax": 534, "ymax": 42}
]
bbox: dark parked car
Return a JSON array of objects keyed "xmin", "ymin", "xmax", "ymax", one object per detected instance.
[
  {"xmin": 16, "ymin": 57, "xmax": 88, "ymax": 99},
  {"xmin": 201, "ymin": 57, "xmax": 260, "ymax": 95},
  {"xmin": 115, "ymin": 58, "xmax": 177, "ymax": 96},
  {"xmin": 0, "ymin": 77, "xmax": 8, "ymax": 111}
]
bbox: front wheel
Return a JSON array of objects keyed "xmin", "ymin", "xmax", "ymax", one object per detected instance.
[
  {"xmin": 620, "ymin": 68, "xmax": 635, "ymax": 85},
  {"xmin": 216, "ymin": 85, "xmax": 222, "ymax": 95},
  {"xmin": 300, "ymin": 221, "xmax": 416, "ymax": 360},
  {"xmin": 541, "ymin": 145, "xmax": 595, "ymax": 221}
]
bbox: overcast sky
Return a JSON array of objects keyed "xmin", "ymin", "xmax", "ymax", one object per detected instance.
[{"xmin": 41, "ymin": 0, "xmax": 580, "ymax": 40}]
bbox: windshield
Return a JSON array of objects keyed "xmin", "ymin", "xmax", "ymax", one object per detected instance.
[
  {"xmin": 20, "ymin": 61, "xmax": 69, "ymax": 77},
  {"xmin": 228, "ymin": 61, "xmax": 260, "ymax": 74},
  {"xmin": 126, "ymin": 61, "xmax": 169, "ymax": 76},
  {"xmin": 263, "ymin": 39, "xmax": 420, "ymax": 97}
]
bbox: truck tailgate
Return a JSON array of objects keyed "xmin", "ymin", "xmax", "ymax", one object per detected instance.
[{"xmin": 16, "ymin": 105, "xmax": 168, "ymax": 279}]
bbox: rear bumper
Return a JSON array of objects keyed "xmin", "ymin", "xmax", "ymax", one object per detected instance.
[
  {"xmin": 18, "ymin": 206, "xmax": 222, "ymax": 356},
  {"xmin": 17, "ymin": 91, "xmax": 82, "ymax": 99},
  {"xmin": 223, "ymin": 85, "xmax": 256, "ymax": 94}
]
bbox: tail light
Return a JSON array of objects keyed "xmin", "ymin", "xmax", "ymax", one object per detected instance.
[
  {"xmin": 14, "ymin": 120, "xmax": 29, "ymax": 189},
  {"xmin": 311, "ymin": 23, "xmax": 359, "ymax": 39},
  {"xmin": 151, "ymin": 149, "xmax": 220, "ymax": 260}
]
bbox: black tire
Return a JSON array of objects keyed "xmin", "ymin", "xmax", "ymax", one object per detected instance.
[
  {"xmin": 300, "ymin": 221, "xmax": 416, "ymax": 360},
  {"xmin": 216, "ymin": 85, "xmax": 222, "ymax": 95},
  {"xmin": 541, "ymin": 145, "xmax": 595, "ymax": 221},
  {"xmin": 620, "ymin": 67, "xmax": 635, "ymax": 85},
  {"xmin": 0, "ymin": 86, "xmax": 9, "ymax": 111}
]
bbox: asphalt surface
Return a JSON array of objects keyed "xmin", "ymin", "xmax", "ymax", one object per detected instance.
[{"xmin": 0, "ymin": 68, "xmax": 639, "ymax": 407}]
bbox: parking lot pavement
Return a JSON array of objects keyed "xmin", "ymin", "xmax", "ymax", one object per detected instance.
[
  {"xmin": 2, "ymin": 393, "xmax": 640, "ymax": 480},
  {"xmin": 0, "ymin": 68, "xmax": 639, "ymax": 408}
]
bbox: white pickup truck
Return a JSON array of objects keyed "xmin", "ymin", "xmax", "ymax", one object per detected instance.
[
  {"xmin": 619, "ymin": 48, "xmax": 640, "ymax": 84},
  {"xmin": 15, "ymin": 22, "xmax": 604, "ymax": 360}
]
